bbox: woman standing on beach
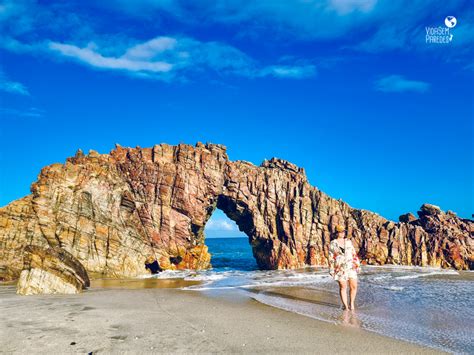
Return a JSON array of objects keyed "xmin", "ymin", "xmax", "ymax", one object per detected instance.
[{"xmin": 328, "ymin": 225, "xmax": 361, "ymax": 310}]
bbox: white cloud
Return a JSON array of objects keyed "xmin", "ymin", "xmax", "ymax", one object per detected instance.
[
  {"xmin": 205, "ymin": 218, "xmax": 238, "ymax": 231},
  {"xmin": 124, "ymin": 37, "xmax": 177, "ymax": 59},
  {"xmin": 374, "ymin": 75, "xmax": 430, "ymax": 93},
  {"xmin": 47, "ymin": 36, "xmax": 254, "ymax": 80},
  {"xmin": 328, "ymin": 0, "xmax": 377, "ymax": 15},
  {"xmin": 0, "ymin": 70, "xmax": 29, "ymax": 96},
  {"xmin": 259, "ymin": 64, "xmax": 317, "ymax": 79},
  {"xmin": 0, "ymin": 79, "xmax": 29, "ymax": 96},
  {"xmin": 101, "ymin": 0, "xmax": 380, "ymax": 40},
  {"xmin": 49, "ymin": 42, "xmax": 174, "ymax": 74},
  {"xmin": 47, "ymin": 36, "xmax": 316, "ymax": 81},
  {"xmin": 0, "ymin": 107, "xmax": 44, "ymax": 118},
  {"xmin": 98, "ymin": 0, "xmax": 474, "ymax": 70},
  {"xmin": 2, "ymin": 0, "xmax": 470, "ymax": 83}
]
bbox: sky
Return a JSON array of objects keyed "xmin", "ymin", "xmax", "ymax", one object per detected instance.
[{"xmin": 0, "ymin": 1, "xmax": 473, "ymax": 239}]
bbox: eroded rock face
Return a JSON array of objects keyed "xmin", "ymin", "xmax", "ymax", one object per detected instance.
[
  {"xmin": 0, "ymin": 143, "xmax": 472, "ymax": 284},
  {"xmin": 220, "ymin": 160, "xmax": 473, "ymax": 270},
  {"xmin": 17, "ymin": 246, "xmax": 90, "ymax": 295}
]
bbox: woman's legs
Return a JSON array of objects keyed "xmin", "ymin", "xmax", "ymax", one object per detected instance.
[
  {"xmin": 337, "ymin": 280, "xmax": 349, "ymax": 310},
  {"xmin": 349, "ymin": 278, "xmax": 358, "ymax": 310}
]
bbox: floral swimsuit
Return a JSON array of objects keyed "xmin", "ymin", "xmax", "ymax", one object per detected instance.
[{"xmin": 328, "ymin": 239, "xmax": 361, "ymax": 281}]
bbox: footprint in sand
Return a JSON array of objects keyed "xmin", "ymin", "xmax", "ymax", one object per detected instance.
[{"xmin": 110, "ymin": 335, "xmax": 127, "ymax": 341}]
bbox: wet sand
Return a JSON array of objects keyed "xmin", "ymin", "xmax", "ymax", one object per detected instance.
[{"xmin": 0, "ymin": 281, "xmax": 442, "ymax": 354}]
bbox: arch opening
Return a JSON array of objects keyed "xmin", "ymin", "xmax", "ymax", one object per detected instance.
[{"xmin": 204, "ymin": 207, "xmax": 257, "ymax": 271}]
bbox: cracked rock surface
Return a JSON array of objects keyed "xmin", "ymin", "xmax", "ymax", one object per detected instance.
[{"xmin": 0, "ymin": 143, "xmax": 472, "ymax": 288}]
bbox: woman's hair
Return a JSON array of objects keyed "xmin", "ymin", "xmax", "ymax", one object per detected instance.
[
  {"xmin": 332, "ymin": 224, "xmax": 348, "ymax": 239},
  {"xmin": 330, "ymin": 230, "xmax": 348, "ymax": 240},
  {"xmin": 335, "ymin": 224, "xmax": 345, "ymax": 233}
]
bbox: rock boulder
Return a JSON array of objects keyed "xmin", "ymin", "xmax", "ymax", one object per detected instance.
[{"xmin": 17, "ymin": 246, "xmax": 90, "ymax": 295}]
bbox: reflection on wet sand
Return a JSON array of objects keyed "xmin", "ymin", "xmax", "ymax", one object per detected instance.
[
  {"xmin": 341, "ymin": 310, "xmax": 362, "ymax": 328},
  {"xmin": 247, "ymin": 286, "xmax": 363, "ymax": 328},
  {"xmin": 248, "ymin": 288, "xmax": 339, "ymax": 308},
  {"xmin": 91, "ymin": 278, "xmax": 202, "ymax": 289}
]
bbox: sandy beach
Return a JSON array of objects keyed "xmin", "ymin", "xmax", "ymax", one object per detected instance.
[{"xmin": 0, "ymin": 281, "xmax": 441, "ymax": 354}]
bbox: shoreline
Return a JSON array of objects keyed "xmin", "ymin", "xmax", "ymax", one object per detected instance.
[{"xmin": 0, "ymin": 282, "xmax": 442, "ymax": 354}]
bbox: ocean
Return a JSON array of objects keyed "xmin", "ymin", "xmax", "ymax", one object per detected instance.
[{"xmin": 149, "ymin": 237, "xmax": 474, "ymax": 353}]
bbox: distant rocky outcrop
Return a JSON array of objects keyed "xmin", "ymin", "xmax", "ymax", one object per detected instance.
[{"xmin": 0, "ymin": 143, "xmax": 472, "ymax": 293}]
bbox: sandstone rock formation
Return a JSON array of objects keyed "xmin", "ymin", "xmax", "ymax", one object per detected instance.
[
  {"xmin": 17, "ymin": 245, "xmax": 90, "ymax": 295},
  {"xmin": 0, "ymin": 143, "xmax": 472, "ymax": 287}
]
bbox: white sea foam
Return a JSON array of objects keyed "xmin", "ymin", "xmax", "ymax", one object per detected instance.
[
  {"xmin": 176, "ymin": 269, "xmax": 332, "ymax": 291},
  {"xmin": 183, "ymin": 285, "xmax": 241, "ymax": 291},
  {"xmin": 184, "ymin": 274, "xmax": 226, "ymax": 281},
  {"xmin": 383, "ymin": 286, "xmax": 404, "ymax": 291},
  {"xmin": 150, "ymin": 270, "xmax": 196, "ymax": 279},
  {"xmin": 363, "ymin": 264, "xmax": 456, "ymax": 272},
  {"xmin": 371, "ymin": 275, "xmax": 392, "ymax": 281},
  {"xmin": 395, "ymin": 270, "xmax": 458, "ymax": 280}
]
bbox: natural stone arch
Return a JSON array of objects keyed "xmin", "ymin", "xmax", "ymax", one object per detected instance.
[
  {"xmin": 212, "ymin": 194, "xmax": 259, "ymax": 264},
  {"xmin": 216, "ymin": 159, "xmax": 316, "ymax": 270},
  {"xmin": 0, "ymin": 142, "xmax": 472, "ymax": 290}
]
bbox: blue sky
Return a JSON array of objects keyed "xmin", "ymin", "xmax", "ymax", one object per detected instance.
[{"xmin": 0, "ymin": 1, "xmax": 473, "ymax": 238}]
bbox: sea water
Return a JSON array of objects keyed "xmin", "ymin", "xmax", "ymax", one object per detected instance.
[{"xmin": 149, "ymin": 237, "xmax": 473, "ymax": 353}]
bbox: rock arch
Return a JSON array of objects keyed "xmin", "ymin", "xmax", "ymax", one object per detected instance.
[{"xmin": 0, "ymin": 142, "xmax": 472, "ymax": 289}]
